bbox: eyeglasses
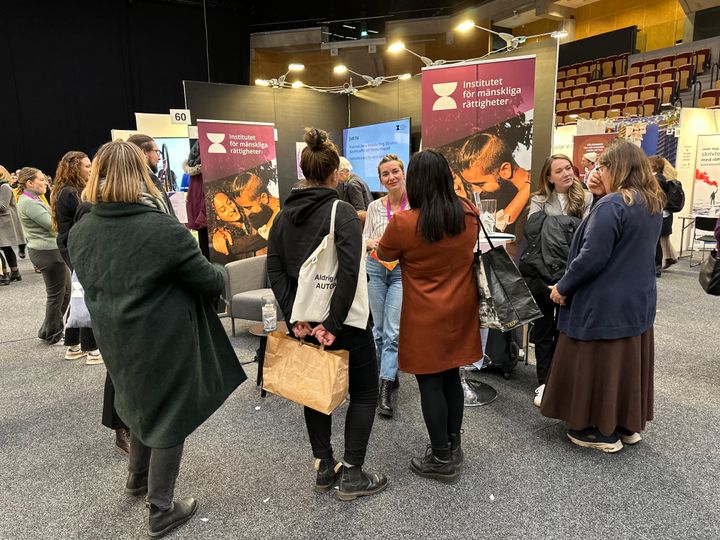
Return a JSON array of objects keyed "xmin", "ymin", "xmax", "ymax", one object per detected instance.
[{"xmin": 149, "ymin": 148, "xmax": 160, "ymax": 155}]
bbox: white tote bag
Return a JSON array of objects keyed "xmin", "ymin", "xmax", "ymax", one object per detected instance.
[{"xmin": 291, "ymin": 200, "xmax": 369, "ymax": 330}]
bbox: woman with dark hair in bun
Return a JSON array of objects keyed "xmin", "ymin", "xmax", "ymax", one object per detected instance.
[{"xmin": 268, "ymin": 127, "xmax": 387, "ymax": 501}]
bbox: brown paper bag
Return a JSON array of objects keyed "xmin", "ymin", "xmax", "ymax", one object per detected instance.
[{"xmin": 263, "ymin": 332, "xmax": 349, "ymax": 415}]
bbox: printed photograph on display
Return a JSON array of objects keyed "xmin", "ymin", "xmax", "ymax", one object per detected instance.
[
  {"xmin": 692, "ymin": 134, "xmax": 720, "ymax": 217},
  {"xmin": 421, "ymin": 56, "xmax": 536, "ymax": 237},
  {"xmin": 197, "ymin": 120, "xmax": 279, "ymax": 264}
]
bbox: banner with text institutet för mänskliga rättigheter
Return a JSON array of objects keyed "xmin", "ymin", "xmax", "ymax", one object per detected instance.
[
  {"xmin": 421, "ymin": 56, "xmax": 536, "ymax": 236},
  {"xmin": 198, "ymin": 120, "xmax": 278, "ymax": 264}
]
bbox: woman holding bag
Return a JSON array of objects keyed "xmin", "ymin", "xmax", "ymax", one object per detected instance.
[
  {"xmin": 267, "ymin": 127, "xmax": 387, "ymax": 501},
  {"xmin": 377, "ymin": 149, "xmax": 483, "ymax": 483},
  {"xmin": 363, "ymin": 154, "xmax": 407, "ymax": 418}
]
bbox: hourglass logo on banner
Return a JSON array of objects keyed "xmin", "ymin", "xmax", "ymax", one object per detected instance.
[{"xmin": 207, "ymin": 132, "xmax": 227, "ymax": 153}]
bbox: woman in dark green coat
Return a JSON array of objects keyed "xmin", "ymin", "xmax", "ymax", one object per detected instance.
[{"xmin": 68, "ymin": 140, "xmax": 246, "ymax": 539}]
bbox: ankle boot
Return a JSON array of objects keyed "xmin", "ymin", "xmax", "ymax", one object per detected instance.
[
  {"xmin": 125, "ymin": 471, "xmax": 148, "ymax": 497},
  {"xmin": 336, "ymin": 466, "xmax": 388, "ymax": 501},
  {"xmin": 409, "ymin": 444, "xmax": 458, "ymax": 483},
  {"xmin": 392, "ymin": 375, "xmax": 400, "ymax": 390},
  {"xmin": 449, "ymin": 432, "xmax": 464, "ymax": 470},
  {"xmin": 0, "ymin": 274, "xmax": 8, "ymax": 286},
  {"xmin": 378, "ymin": 379, "xmax": 394, "ymax": 418},
  {"xmin": 115, "ymin": 428, "xmax": 131, "ymax": 455},
  {"xmin": 314, "ymin": 457, "xmax": 342, "ymax": 493},
  {"xmin": 9, "ymin": 270, "xmax": 21, "ymax": 281},
  {"xmin": 147, "ymin": 498, "xmax": 198, "ymax": 538}
]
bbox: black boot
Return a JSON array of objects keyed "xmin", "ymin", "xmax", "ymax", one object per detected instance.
[
  {"xmin": 336, "ymin": 466, "xmax": 388, "ymax": 501},
  {"xmin": 9, "ymin": 270, "xmax": 21, "ymax": 282},
  {"xmin": 148, "ymin": 498, "xmax": 198, "ymax": 538},
  {"xmin": 314, "ymin": 457, "xmax": 342, "ymax": 493},
  {"xmin": 0, "ymin": 274, "xmax": 8, "ymax": 286},
  {"xmin": 378, "ymin": 379, "xmax": 394, "ymax": 418},
  {"xmin": 410, "ymin": 444, "xmax": 458, "ymax": 483},
  {"xmin": 392, "ymin": 375, "xmax": 400, "ymax": 390},
  {"xmin": 125, "ymin": 471, "xmax": 148, "ymax": 497},
  {"xmin": 449, "ymin": 432, "xmax": 464, "ymax": 470}
]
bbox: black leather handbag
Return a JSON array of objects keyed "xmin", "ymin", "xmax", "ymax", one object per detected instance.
[{"xmin": 698, "ymin": 250, "xmax": 720, "ymax": 296}]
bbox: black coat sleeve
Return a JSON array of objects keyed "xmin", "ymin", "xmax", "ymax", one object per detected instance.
[
  {"xmin": 55, "ymin": 188, "xmax": 80, "ymax": 268},
  {"xmin": 323, "ymin": 204, "xmax": 362, "ymax": 336}
]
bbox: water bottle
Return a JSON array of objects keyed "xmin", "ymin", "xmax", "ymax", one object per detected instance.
[{"xmin": 262, "ymin": 296, "xmax": 277, "ymax": 332}]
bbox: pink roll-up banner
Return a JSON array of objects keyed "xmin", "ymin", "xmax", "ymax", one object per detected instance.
[
  {"xmin": 422, "ymin": 56, "xmax": 536, "ymax": 237},
  {"xmin": 198, "ymin": 120, "xmax": 279, "ymax": 264}
]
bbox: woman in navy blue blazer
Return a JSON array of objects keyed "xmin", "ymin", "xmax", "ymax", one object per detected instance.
[{"xmin": 540, "ymin": 140, "xmax": 665, "ymax": 453}]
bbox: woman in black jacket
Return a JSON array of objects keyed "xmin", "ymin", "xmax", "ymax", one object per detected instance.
[
  {"xmin": 267, "ymin": 127, "xmax": 387, "ymax": 501},
  {"xmin": 51, "ymin": 151, "xmax": 131, "ymax": 454}
]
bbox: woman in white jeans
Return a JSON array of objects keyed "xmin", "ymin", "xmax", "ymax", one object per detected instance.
[{"xmin": 363, "ymin": 154, "xmax": 407, "ymax": 418}]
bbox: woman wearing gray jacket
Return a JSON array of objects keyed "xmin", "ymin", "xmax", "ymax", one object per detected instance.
[
  {"xmin": 519, "ymin": 154, "xmax": 592, "ymax": 407},
  {"xmin": 0, "ymin": 165, "xmax": 25, "ymax": 285}
]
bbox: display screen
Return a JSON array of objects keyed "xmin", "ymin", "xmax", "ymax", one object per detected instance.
[
  {"xmin": 155, "ymin": 137, "xmax": 190, "ymax": 192},
  {"xmin": 343, "ymin": 118, "xmax": 411, "ymax": 192}
]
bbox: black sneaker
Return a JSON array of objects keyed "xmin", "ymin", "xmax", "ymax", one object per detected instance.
[
  {"xmin": 336, "ymin": 466, "xmax": 388, "ymax": 501},
  {"xmin": 567, "ymin": 427, "xmax": 623, "ymax": 453},
  {"xmin": 148, "ymin": 498, "xmax": 198, "ymax": 538},
  {"xmin": 409, "ymin": 445, "xmax": 458, "ymax": 483},
  {"xmin": 314, "ymin": 458, "xmax": 342, "ymax": 493}
]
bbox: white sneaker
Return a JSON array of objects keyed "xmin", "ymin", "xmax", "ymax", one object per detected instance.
[
  {"xmin": 85, "ymin": 350, "xmax": 104, "ymax": 365},
  {"xmin": 65, "ymin": 346, "xmax": 87, "ymax": 361},
  {"xmin": 533, "ymin": 384, "xmax": 545, "ymax": 408}
]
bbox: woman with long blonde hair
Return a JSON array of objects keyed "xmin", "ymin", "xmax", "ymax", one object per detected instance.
[
  {"xmin": 520, "ymin": 154, "xmax": 592, "ymax": 407},
  {"xmin": 0, "ymin": 165, "xmax": 25, "ymax": 284},
  {"xmin": 543, "ymin": 140, "xmax": 664, "ymax": 453}
]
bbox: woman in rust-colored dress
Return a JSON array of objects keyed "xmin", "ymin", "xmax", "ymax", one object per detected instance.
[{"xmin": 378, "ymin": 149, "xmax": 482, "ymax": 484}]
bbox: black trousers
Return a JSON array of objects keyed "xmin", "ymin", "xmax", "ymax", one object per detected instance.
[
  {"xmin": 527, "ymin": 277, "xmax": 559, "ymax": 386},
  {"xmin": 101, "ymin": 374, "xmax": 128, "ymax": 430},
  {"xmin": 303, "ymin": 325, "xmax": 378, "ymax": 466},
  {"xmin": 128, "ymin": 434, "xmax": 185, "ymax": 511},
  {"xmin": 415, "ymin": 367, "xmax": 464, "ymax": 450},
  {"xmin": 28, "ymin": 248, "xmax": 69, "ymax": 341},
  {"xmin": 197, "ymin": 227, "xmax": 209, "ymax": 260},
  {"xmin": 64, "ymin": 326, "xmax": 97, "ymax": 350},
  {"xmin": 1, "ymin": 246, "xmax": 17, "ymax": 269}
]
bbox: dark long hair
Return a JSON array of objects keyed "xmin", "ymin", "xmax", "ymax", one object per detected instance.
[{"xmin": 406, "ymin": 149, "xmax": 466, "ymax": 243}]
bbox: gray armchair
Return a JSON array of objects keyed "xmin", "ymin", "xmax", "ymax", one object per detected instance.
[{"xmin": 224, "ymin": 255, "xmax": 283, "ymax": 336}]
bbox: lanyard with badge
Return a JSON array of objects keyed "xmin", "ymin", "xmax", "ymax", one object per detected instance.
[{"xmin": 370, "ymin": 193, "xmax": 407, "ymax": 271}]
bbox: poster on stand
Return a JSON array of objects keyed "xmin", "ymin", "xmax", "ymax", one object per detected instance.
[
  {"xmin": 572, "ymin": 133, "xmax": 618, "ymax": 179},
  {"xmin": 692, "ymin": 134, "xmax": 720, "ymax": 217},
  {"xmin": 421, "ymin": 56, "xmax": 535, "ymax": 236},
  {"xmin": 198, "ymin": 120, "xmax": 280, "ymax": 264}
]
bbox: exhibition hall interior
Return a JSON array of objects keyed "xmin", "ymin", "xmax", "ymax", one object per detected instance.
[{"xmin": 2, "ymin": 0, "xmax": 720, "ymax": 538}]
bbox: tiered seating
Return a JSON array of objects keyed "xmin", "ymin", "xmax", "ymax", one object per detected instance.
[
  {"xmin": 698, "ymin": 88, "xmax": 720, "ymax": 108},
  {"xmin": 556, "ymin": 47, "xmax": 712, "ymax": 125}
]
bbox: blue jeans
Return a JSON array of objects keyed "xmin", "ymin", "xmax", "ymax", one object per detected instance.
[{"xmin": 366, "ymin": 256, "xmax": 402, "ymax": 381}]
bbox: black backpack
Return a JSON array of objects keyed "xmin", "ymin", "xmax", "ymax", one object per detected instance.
[{"xmin": 665, "ymin": 180, "xmax": 685, "ymax": 213}]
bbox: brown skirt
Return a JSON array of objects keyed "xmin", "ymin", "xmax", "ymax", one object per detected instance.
[{"xmin": 540, "ymin": 327, "xmax": 654, "ymax": 435}]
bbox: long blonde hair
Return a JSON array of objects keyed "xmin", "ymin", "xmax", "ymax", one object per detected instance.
[
  {"xmin": 83, "ymin": 141, "xmax": 161, "ymax": 204},
  {"xmin": 0, "ymin": 165, "xmax": 12, "ymax": 183},
  {"xmin": 598, "ymin": 140, "xmax": 665, "ymax": 215},
  {"xmin": 535, "ymin": 154, "xmax": 587, "ymax": 218}
]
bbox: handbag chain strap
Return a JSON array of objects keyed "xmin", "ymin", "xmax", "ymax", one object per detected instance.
[{"xmin": 475, "ymin": 213, "xmax": 495, "ymax": 251}]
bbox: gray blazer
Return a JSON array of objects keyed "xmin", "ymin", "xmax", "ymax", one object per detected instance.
[
  {"xmin": 0, "ymin": 183, "xmax": 26, "ymax": 248},
  {"xmin": 529, "ymin": 189, "xmax": 593, "ymax": 219}
]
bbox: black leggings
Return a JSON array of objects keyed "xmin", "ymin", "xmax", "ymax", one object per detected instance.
[
  {"xmin": 1, "ymin": 246, "xmax": 17, "ymax": 269},
  {"xmin": 527, "ymin": 277, "xmax": 558, "ymax": 386},
  {"xmin": 415, "ymin": 367, "xmax": 464, "ymax": 450},
  {"xmin": 303, "ymin": 325, "xmax": 378, "ymax": 466}
]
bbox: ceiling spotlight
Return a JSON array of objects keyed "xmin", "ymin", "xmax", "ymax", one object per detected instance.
[
  {"xmin": 387, "ymin": 41, "xmax": 405, "ymax": 53},
  {"xmin": 456, "ymin": 20, "xmax": 475, "ymax": 32},
  {"xmin": 255, "ymin": 79, "xmax": 270, "ymax": 86},
  {"xmin": 291, "ymin": 81, "xmax": 304, "ymax": 88},
  {"xmin": 288, "ymin": 63, "xmax": 305, "ymax": 71},
  {"xmin": 334, "ymin": 65, "xmax": 348, "ymax": 74},
  {"xmin": 551, "ymin": 30, "xmax": 569, "ymax": 39}
]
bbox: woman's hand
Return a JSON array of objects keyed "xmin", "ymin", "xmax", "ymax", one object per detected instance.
[
  {"xmin": 549, "ymin": 285, "xmax": 566, "ymax": 306},
  {"xmin": 587, "ymin": 170, "xmax": 606, "ymax": 198},
  {"xmin": 366, "ymin": 238, "xmax": 380, "ymax": 250},
  {"xmin": 292, "ymin": 321, "xmax": 313, "ymax": 339},
  {"xmin": 212, "ymin": 227, "xmax": 232, "ymax": 256},
  {"xmin": 311, "ymin": 324, "xmax": 336, "ymax": 346}
]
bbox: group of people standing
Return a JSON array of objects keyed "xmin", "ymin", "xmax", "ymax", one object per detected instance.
[{"xmin": 3, "ymin": 126, "xmax": 673, "ymax": 537}]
